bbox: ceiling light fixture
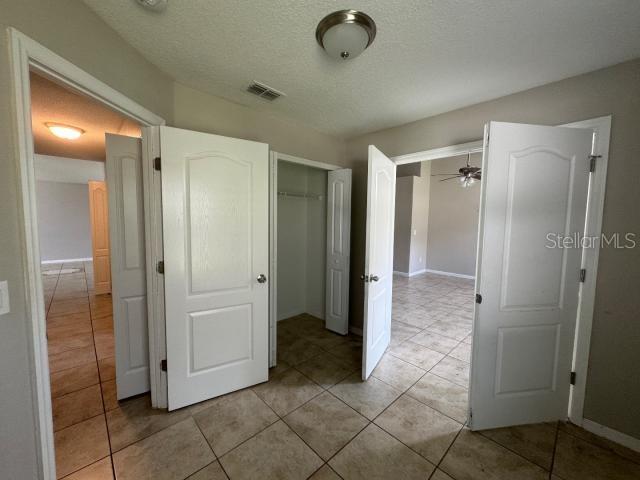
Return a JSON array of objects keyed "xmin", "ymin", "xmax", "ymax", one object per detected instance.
[
  {"xmin": 45, "ymin": 123, "xmax": 85, "ymax": 140},
  {"xmin": 135, "ymin": 0, "xmax": 168, "ymax": 12},
  {"xmin": 316, "ymin": 9, "xmax": 376, "ymax": 60},
  {"xmin": 431, "ymin": 153, "xmax": 481, "ymax": 188}
]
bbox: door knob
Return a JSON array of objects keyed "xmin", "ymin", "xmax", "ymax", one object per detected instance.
[
  {"xmin": 257, "ymin": 274, "xmax": 267, "ymax": 284},
  {"xmin": 370, "ymin": 275, "xmax": 379, "ymax": 282}
]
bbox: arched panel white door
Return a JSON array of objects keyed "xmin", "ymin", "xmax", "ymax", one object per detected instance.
[
  {"xmin": 160, "ymin": 126, "xmax": 269, "ymax": 410},
  {"xmin": 470, "ymin": 122, "xmax": 592, "ymax": 429},
  {"xmin": 362, "ymin": 146, "xmax": 396, "ymax": 379}
]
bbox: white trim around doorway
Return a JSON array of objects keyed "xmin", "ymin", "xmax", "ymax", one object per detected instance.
[
  {"xmin": 389, "ymin": 115, "xmax": 611, "ymax": 429},
  {"xmin": 8, "ymin": 28, "xmax": 166, "ymax": 480}
]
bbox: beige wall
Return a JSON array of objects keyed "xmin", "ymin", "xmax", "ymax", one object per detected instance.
[
  {"xmin": 0, "ymin": 1, "xmax": 173, "ymax": 477},
  {"xmin": 346, "ymin": 58, "xmax": 640, "ymax": 439},
  {"xmin": 173, "ymin": 83, "xmax": 346, "ymax": 166}
]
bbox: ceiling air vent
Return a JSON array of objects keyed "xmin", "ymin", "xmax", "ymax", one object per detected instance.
[{"xmin": 246, "ymin": 81, "xmax": 285, "ymax": 101}]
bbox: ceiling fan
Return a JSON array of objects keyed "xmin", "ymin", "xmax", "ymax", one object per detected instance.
[{"xmin": 431, "ymin": 153, "xmax": 481, "ymax": 188}]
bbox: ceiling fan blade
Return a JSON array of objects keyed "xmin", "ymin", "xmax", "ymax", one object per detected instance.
[
  {"xmin": 431, "ymin": 173, "xmax": 462, "ymax": 176},
  {"xmin": 440, "ymin": 176, "xmax": 461, "ymax": 182}
]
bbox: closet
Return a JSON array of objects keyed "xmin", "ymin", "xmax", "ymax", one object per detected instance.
[{"xmin": 269, "ymin": 153, "xmax": 352, "ymax": 365}]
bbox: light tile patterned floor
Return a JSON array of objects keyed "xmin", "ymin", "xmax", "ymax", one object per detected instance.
[
  {"xmin": 44, "ymin": 269, "xmax": 640, "ymax": 479},
  {"xmin": 42, "ymin": 261, "xmax": 115, "ymax": 479}
]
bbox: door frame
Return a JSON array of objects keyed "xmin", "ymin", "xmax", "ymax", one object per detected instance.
[
  {"xmin": 268, "ymin": 152, "xmax": 340, "ymax": 366},
  {"xmin": 8, "ymin": 28, "xmax": 165, "ymax": 479},
  {"xmin": 390, "ymin": 115, "xmax": 611, "ymax": 427}
]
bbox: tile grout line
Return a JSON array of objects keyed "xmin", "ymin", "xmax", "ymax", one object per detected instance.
[
  {"xmin": 396, "ymin": 280, "xmax": 556, "ymax": 474},
  {"xmin": 548, "ymin": 421, "xmax": 561, "ymax": 479},
  {"xmin": 83, "ymin": 262, "xmax": 117, "ymax": 480},
  {"xmin": 48, "ymin": 263, "xmax": 113, "ymax": 479},
  {"xmin": 190, "ymin": 415, "xmax": 233, "ymax": 479}
]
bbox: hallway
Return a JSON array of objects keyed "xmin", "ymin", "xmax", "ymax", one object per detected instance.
[{"xmin": 43, "ymin": 261, "xmax": 115, "ymax": 478}]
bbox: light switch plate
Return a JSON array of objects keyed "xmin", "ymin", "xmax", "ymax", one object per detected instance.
[{"xmin": 0, "ymin": 281, "xmax": 10, "ymax": 315}]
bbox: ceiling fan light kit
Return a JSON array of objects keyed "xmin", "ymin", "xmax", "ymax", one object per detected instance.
[
  {"xmin": 316, "ymin": 9, "xmax": 377, "ymax": 60},
  {"xmin": 431, "ymin": 152, "xmax": 481, "ymax": 187}
]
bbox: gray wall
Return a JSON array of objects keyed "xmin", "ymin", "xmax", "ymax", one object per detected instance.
[
  {"xmin": 426, "ymin": 155, "xmax": 481, "ymax": 276},
  {"xmin": 276, "ymin": 162, "xmax": 327, "ymax": 320},
  {"xmin": 393, "ymin": 177, "xmax": 413, "ymax": 273},
  {"xmin": 346, "ymin": 58, "xmax": 640, "ymax": 439},
  {"xmin": 394, "ymin": 164, "xmax": 430, "ymax": 275},
  {"xmin": 36, "ymin": 181, "xmax": 92, "ymax": 262},
  {"xmin": 410, "ymin": 172, "xmax": 430, "ymax": 274}
]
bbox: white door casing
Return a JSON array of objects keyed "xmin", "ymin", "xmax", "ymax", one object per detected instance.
[
  {"xmin": 160, "ymin": 126, "xmax": 269, "ymax": 410},
  {"xmin": 470, "ymin": 122, "xmax": 592, "ymax": 430},
  {"xmin": 362, "ymin": 146, "xmax": 397, "ymax": 379},
  {"xmin": 105, "ymin": 134, "xmax": 150, "ymax": 399},
  {"xmin": 325, "ymin": 168, "xmax": 352, "ymax": 335}
]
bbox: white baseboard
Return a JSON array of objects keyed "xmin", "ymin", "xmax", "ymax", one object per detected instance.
[
  {"xmin": 277, "ymin": 308, "xmax": 306, "ymax": 321},
  {"xmin": 41, "ymin": 257, "xmax": 92, "ymax": 265},
  {"xmin": 278, "ymin": 309, "xmax": 326, "ymax": 322},
  {"xmin": 349, "ymin": 326, "xmax": 363, "ymax": 337},
  {"xmin": 393, "ymin": 269, "xmax": 427, "ymax": 278},
  {"xmin": 582, "ymin": 419, "xmax": 640, "ymax": 453},
  {"xmin": 424, "ymin": 269, "xmax": 475, "ymax": 280}
]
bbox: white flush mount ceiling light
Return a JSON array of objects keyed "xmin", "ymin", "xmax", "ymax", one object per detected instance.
[
  {"xmin": 316, "ymin": 10, "xmax": 376, "ymax": 60},
  {"xmin": 135, "ymin": 0, "xmax": 168, "ymax": 12},
  {"xmin": 45, "ymin": 123, "xmax": 85, "ymax": 140}
]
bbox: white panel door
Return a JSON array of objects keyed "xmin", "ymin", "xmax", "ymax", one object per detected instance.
[
  {"xmin": 88, "ymin": 181, "xmax": 111, "ymax": 295},
  {"xmin": 362, "ymin": 146, "xmax": 396, "ymax": 379},
  {"xmin": 105, "ymin": 134, "xmax": 150, "ymax": 399},
  {"xmin": 470, "ymin": 122, "xmax": 592, "ymax": 430},
  {"xmin": 161, "ymin": 126, "xmax": 269, "ymax": 410},
  {"xmin": 325, "ymin": 168, "xmax": 352, "ymax": 335}
]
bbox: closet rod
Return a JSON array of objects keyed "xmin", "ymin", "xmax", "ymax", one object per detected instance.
[{"xmin": 277, "ymin": 191, "xmax": 323, "ymax": 200}]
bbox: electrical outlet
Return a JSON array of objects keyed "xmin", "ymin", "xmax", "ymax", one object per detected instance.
[{"xmin": 0, "ymin": 281, "xmax": 9, "ymax": 315}]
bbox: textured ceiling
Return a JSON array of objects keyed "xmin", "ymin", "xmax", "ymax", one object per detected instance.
[
  {"xmin": 83, "ymin": 0, "xmax": 640, "ymax": 137},
  {"xmin": 30, "ymin": 72, "xmax": 141, "ymax": 161}
]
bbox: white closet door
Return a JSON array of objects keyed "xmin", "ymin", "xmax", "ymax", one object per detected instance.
[
  {"xmin": 362, "ymin": 146, "xmax": 396, "ymax": 379},
  {"xmin": 470, "ymin": 122, "xmax": 592, "ymax": 430},
  {"xmin": 161, "ymin": 126, "xmax": 269, "ymax": 410},
  {"xmin": 325, "ymin": 168, "xmax": 352, "ymax": 335},
  {"xmin": 105, "ymin": 133, "xmax": 150, "ymax": 399}
]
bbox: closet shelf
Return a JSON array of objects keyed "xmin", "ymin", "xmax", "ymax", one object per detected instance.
[{"xmin": 277, "ymin": 191, "xmax": 323, "ymax": 200}]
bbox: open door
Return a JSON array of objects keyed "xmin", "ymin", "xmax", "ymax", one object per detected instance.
[
  {"xmin": 470, "ymin": 121, "xmax": 592, "ymax": 430},
  {"xmin": 161, "ymin": 126, "xmax": 269, "ymax": 410},
  {"xmin": 362, "ymin": 146, "xmax": 396, "ymax": 379},
  {"xmin": 88, "ymin": 180, "xmax": 111, "ymax": 294},
  {"xmin": 325, "ymin": 168, "xmax": 352, "ymax": 335},
  {"xmin": 105, "ymin": 133, "xmax": 150, "ymax": 400}
]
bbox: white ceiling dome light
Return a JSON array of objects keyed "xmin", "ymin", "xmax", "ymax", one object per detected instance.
[
  {"xmin": 316, "ymin": 10, "xmax": 376, "ymax": 60},
  {"xmin": 135, "ymin": 0, "xmax": 168, "ymax": 12}
]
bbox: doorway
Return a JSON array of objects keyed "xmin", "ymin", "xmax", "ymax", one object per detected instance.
[
  {"xmin": 388, "ymin": 151, "xmax": 483, "ymax": 421},
  {"xmin": 30, "ymin": 68, "xmax": 152, "ymax": 476},
  {"xmin": 361, "ymin": 118, "xmax": 610, "ymax": 432},
  {"xmin": 270, "ymin": 153, "xmax": 355, "ymax": 372},
  {"xmin": 11, "ymin": 29, "xmax": 165, "ymax": 479}
]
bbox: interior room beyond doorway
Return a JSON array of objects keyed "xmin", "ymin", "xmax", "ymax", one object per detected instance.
[{"xmin": 389, "ymin": 152, "xmax": 482, "ymax": 407}]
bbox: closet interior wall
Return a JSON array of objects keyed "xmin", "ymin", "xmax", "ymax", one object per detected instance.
[{"xmin": 276, "ymin": 161, "xmax": 327, "ymax": 321}]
